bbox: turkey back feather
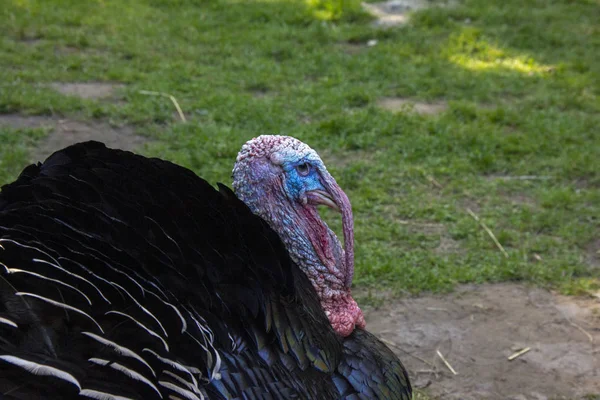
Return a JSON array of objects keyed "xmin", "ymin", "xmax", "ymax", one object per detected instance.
[{"xmin": 0, "ymin": 141, "xmax": 411, "ymax": 399}]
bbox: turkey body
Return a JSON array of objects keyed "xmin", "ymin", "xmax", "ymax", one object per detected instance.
[{"xmin": 0, "ymin": 142, "xmax": 411, "ymax": 399}]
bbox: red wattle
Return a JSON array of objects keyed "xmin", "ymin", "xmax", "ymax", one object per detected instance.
[{"xmin": 300, "ymin": 206, "xmax": 336, "ymax": 272}]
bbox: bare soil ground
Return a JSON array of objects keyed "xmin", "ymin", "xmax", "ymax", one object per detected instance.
[
  {"xmin": 363, "ymin": 283, "xmax": 600, "ymax": 400},
  {"xmin": 362, "ymin": 0, "xmax": 457, "ymax": 27},
  {"xmin": 0, "ymin": 81, "xmax": 147, "ymax": 162},
  {"xmin": 49, "ymin": 82, "xmax": 125, "ymax": 100},
  {"xmin": 0, "ymin": 114, "xmax": 146, "ymax": 163},
  {"xmin": 377, "ymin": 97, "xmax": 449, "ymax": 115}
]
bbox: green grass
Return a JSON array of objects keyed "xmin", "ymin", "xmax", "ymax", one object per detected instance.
[
  {"xmin": 0, "ymin": 125, "xmax": 46, "ymax": 184},
  {"xmin": 0, "ymin": 0, "xmax": 598, "ymax": 296}
]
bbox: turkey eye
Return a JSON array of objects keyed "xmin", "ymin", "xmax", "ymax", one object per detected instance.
[{"xmin": 296, "ymin": 163, "xmax": 310, "ymax": 176}]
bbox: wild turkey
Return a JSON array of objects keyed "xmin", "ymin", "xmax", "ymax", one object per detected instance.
[{"xmin": 0, "ymin": 136, "xmax": 411, "ymax": 399}]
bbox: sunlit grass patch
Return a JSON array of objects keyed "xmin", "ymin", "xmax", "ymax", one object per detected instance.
[
  {"xmin": 447, "ymin": 27, "xmax": 554, "ymax": 75},
  {"xmin": 305, "ymin": 0, "xmax": 367, "ymax": 21},
  {"xmin": 451, "ymin": 54, "xmax": 552, "ymax": 75}
]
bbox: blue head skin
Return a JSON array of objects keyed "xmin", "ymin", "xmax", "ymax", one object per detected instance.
[{"xmin": 232, "ymin": 135, "xmax": 365, "ymax": 337}]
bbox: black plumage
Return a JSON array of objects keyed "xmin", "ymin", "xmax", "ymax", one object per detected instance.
[{"xmin": 0, "ymin": 141, "xmax": 411, "ymax": 399}]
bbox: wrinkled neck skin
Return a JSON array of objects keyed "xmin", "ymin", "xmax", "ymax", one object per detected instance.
[{"xmin": 236, "ymin": 165, "xmax": 365, "ymax": 337}]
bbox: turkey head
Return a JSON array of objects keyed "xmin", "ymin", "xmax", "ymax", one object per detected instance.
[{"xmin": 232, "ymin": 135, "xmax": 365, "ymax": 337}]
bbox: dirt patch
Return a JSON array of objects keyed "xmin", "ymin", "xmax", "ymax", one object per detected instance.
[
  {"xmin": 460, "ymin": 198, "xmax": 482, "ymax": 214},
  {"xmin": 0, "ymin": 114, "xmax": 147, "ymax": 163},
  {"xmin": 397, "ymin": 219, "xmax": 462, "ymax": 254},
  {"xmin": 363, "ymin": 0, "xmax": 457, "ymax": 27},
  {"xmin": 377, "ymin": 97, "xmax": 448, "ymax": 115},
  {"xmin": 0, "ymin": 115, "xmax": 54, "ymax": 130},
  {"xmin": 399, "ymin": 220, "xmax": 446, "ymax": 235},
  {"xmin": 298, "ymin": 114, "xmax": 313, "ymax": 125},
  {"xmin": 19, "ymin": 38, "xmax": 43, "ymax": 45},
  {"xmin": 250, "ymin": 89, "xmax": 272, "ymax": 99},
  {"xmin": 587, "ymin": 239, "xmax": 600, "ymax": 268},
  {"xmin": 485, "ymin": 175, "xmax": 553, "ymax": 182},
  {"xmin": 434, "ymin": 235, "xmax": 462, "ymax": 254},
  {"xmin": 339, "ymin": 42, "xmax": 365, "ymax": 55},
  {"xmin": 505, "ymin": 193, "xmax": 537, "ymax": 207},
  {"xmin": 49, "ymin": 82, "xmax": 125, "ymax": 101},
  {"xmin": 363, "ymin": 283, "xmax": 600, "ymax": 399}
]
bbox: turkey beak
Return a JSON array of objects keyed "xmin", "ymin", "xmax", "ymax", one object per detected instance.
[
  {"xmin": 306, "ymin": 190, "xmax": 340, "ymax": 212},
  {"xmin": 312, "ymin": 172, "xmax": 354, "ymax": 289}
]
